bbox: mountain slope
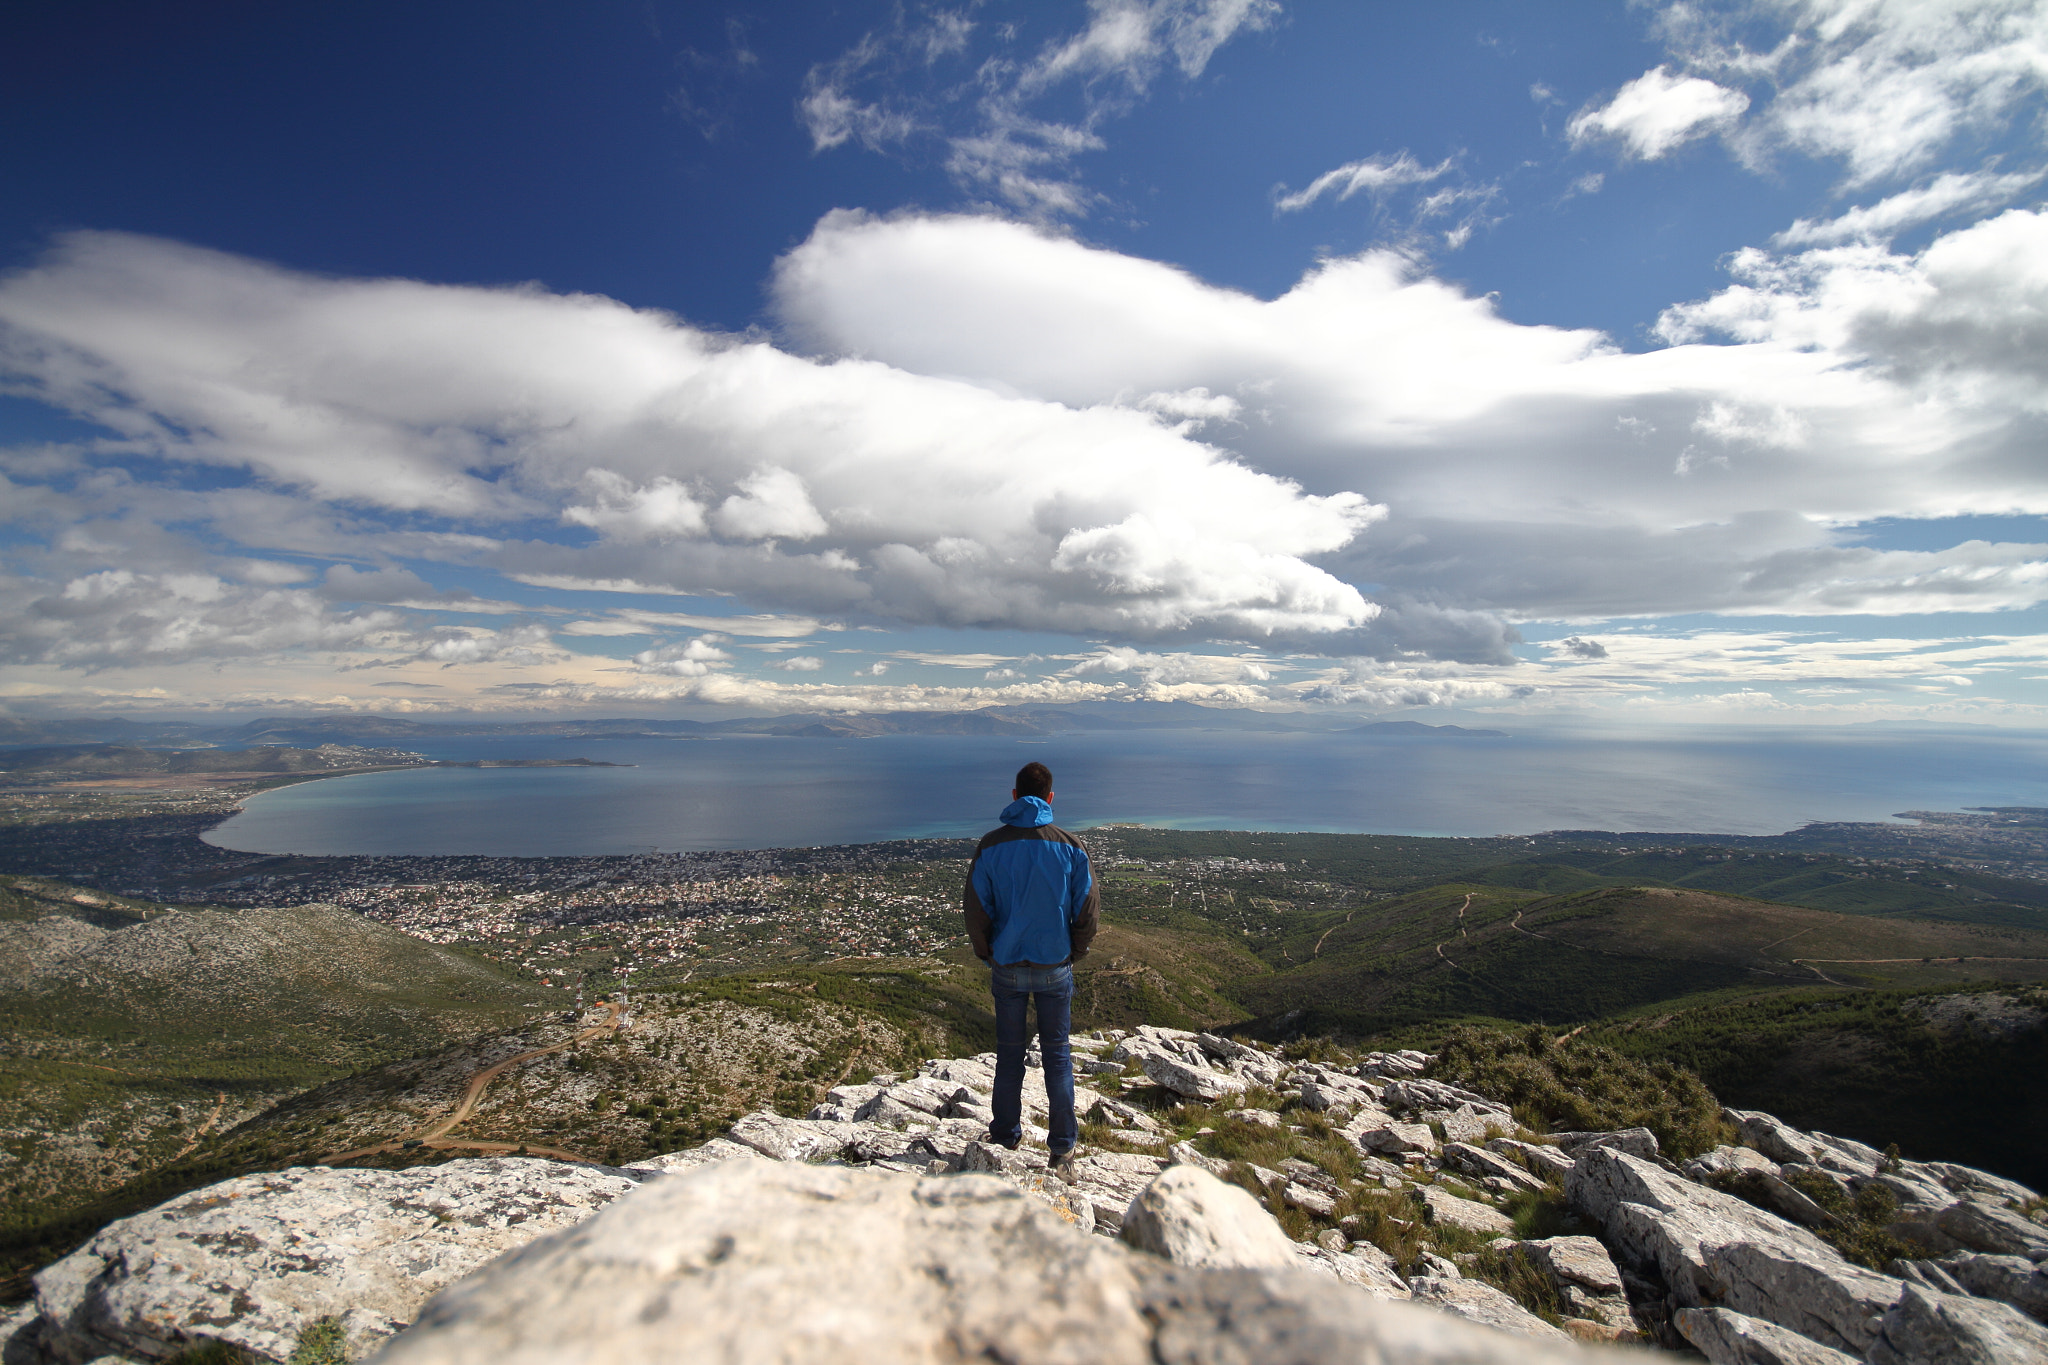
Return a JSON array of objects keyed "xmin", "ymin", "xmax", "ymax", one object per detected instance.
[{"xmin": 0, "ymin": 876, "xmax": 546, "ymax": 1273}]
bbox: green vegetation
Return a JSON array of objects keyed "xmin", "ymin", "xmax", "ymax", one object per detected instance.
[
  {"xmin": 1429, "ymin": 1024, "xmax": 1725, "ymax": 1159},
  {"xmin": 1586, "ymin": 982, "xmax": 2048, "ymax": 1186}
]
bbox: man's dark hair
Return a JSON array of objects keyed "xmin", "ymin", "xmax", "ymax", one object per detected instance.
[{"xmin": 1014, "ymin": 762, "xmax": 1053, "ymax": 800}]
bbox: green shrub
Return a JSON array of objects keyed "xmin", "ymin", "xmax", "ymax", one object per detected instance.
[
  {"xmin": 288, "ymin": 1317, "xmax": 349, "ymax": 1365},
  {"xmin": 1428, "ymin": 1024, "xmax": 1724, "ymax": 1158}
]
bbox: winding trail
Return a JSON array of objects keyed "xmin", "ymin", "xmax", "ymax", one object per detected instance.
[
  {"xmin": 322, "ymin": 1002, "xmax": 624, "ymax": 1167},
  {"xmin": 170, "ymin": 1090, "xmax": 227, "ymax": 1162},
  {"xmin": 1433, "ymin": 894, "xmax": 1476, "ymax": 973},
  {"xmin": 1310, "ymin": 909, "xmax": 1355, "ymax": 958}
]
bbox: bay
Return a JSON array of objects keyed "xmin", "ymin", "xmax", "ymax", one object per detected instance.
[{"xmin": 201, "ymin": 724, "xmax": 2048, "ymax": 857}]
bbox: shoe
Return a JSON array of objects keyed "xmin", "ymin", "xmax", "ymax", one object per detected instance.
[
  {"xmin": 991, "ymin": 1134, "xmax": 1022, "ymax": 1151},
  {"xmin": 1047, "ymin": 1147, "xmax": 1080, "ymax": 1182}
]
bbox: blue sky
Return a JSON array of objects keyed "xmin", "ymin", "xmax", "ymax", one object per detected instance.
[{"xmin": 2, "ymin": 0, "xmax": 2045, "ymax": 722}]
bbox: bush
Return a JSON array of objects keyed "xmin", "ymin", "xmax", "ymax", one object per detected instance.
[
  {"xmin": 287, "ymin": 1318, "xmax": 349, "ymax": 1365},
  {"xmin": 1428, "ymin": 1024, "xmax": 1724, "ymax": 1158}
]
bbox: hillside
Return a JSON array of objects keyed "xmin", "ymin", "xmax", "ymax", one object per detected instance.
[
  {"xmin": 0, "ymin": 876, "xmax": 546, "ymax": 1287},
  {"xmin": 1226, "ymin": 883, "xmax": 2048, "ymax": 1034},
  {"xmin": 1588, "ymin": 984, "xmax": 2048, "ymax": 1189}
]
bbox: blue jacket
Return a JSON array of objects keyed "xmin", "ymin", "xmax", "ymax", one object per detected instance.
[{"xmin": 962, "ymin": 797, "xmax": 1100, "ymax": 966}]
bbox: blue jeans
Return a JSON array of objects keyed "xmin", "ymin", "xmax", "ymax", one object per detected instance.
[{"xmin": 988, "ymin": 962, "xmax": 1077, "ymax": 1156}]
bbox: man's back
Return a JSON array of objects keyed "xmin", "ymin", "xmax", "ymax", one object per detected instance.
[{"xmin": 964, "ymin": 795, "xmax": 1099, "ymax": 966}]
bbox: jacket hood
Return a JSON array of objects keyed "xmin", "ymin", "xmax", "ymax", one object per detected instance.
[{"xmin": 999, "ymin": 796, "xmax": 1056, "ymax": 828}]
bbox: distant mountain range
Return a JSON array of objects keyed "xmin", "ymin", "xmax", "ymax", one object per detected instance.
[
  {"xmin": 1343, "ymin": 721, "xmax": 1507, "ymax": 738},
  {"xmin": 0, "ymin": 703, "xmax": 1508, "ymax": 749}
]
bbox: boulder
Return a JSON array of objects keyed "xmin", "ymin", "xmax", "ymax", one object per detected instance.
[
  {"xmin": 1357, "ymin": 1122, "xmax": 1438, "ymax": 1155},
  {"xmin": 1865, "ymin": 1282, "xmax": 2048, "ymax": 1365},
  {"xmin": 1444, "ymin": 1142, "xmax": 1547, "ymax": 1195},
  {"xmin": 1436, "ymin": 1106, "xmax": 1496, "ymax": 1146},
  {"xmin": 1684, "ymin": 1145, "xmax": 1781, "ymax": 1183},
  {"xmin": 1943, "ymin": 1251, "xmax": 2048, "ymax": 1323},
  {"xmin": 1120, "ymin": 1165, "xmax": 1297, "ymax": 1270},
  {"xmin": 29, "ymin": 1159, "xmax": 638, "ymax": 1364},
  {"xmin": 627, "ymin": 1139, "xmax": 758, "ymax": 1173},
  {"xmin": 1551, "ymin": 1128, "xmax": 1660, "ymax": 1162},
  {"xmin": 1293, "ymin": 1245, "xmax": 1411, "ymax": 1300},
  {"xmin": 1139, "ymin": 1051, "xmax": 1248, "ymax": 1102},
  {"xmin": 1920, "ymin": 1161, "xmax": 2040, "ymax": 1207},
  {"xmin": 1726, "ymin": 1110, "xmax": 1828, "ymax": 1167},
  {"xmin": 1413, "ymin": 1185, "xmax": 1515, "ymax": 1237},
  {"xmin": 1406, "ymin": 1276, "xmax": 1568, "ymax": 1340},
  {"xmin": 959, "ymin": 1139, "xmax": 1047, "ymax": 1178},
  {"xmin": 1518, "ymin": 1236, "xmax": 1634, "ymax": 1327},
  {"xmin": 1086, "ymin": 1097, "xmax": 1162, "ymax": 1132},
  {"xmin": 1888, "ymin": 1258, "xmax": 1969, "ymax": 1295},
  {"xmin": 1674, "ymin": 1307, "xmax": 1858, "ymax": 1365},
  {"xmin": 1358, "ymin": 1050, "xmax": 1432, "ymax": 1078},
  {"xmin": 1382, "ymin": 1078, "xmax": 1509, "ymax": 1116},
  {"xmin": 1057, "ymin": 1151, "xmax": 1168, "ymax": 1234},
  {"xmin": 1936, "ymin": 1198, "xmax": 2048, "ymax": 1258},
  {"xmin": 1281, "ymin": 1181, "xmax": 1336, "ymax": 1218},
  {"xmin": 726, "ymin": 1111, "xmax": 852, "ymax": 1162},
  {"xmin": 1489, "ymin": 1137, "xmax": 1576, "ymax": 1181},
  {"xmin": 1566, "ymin": 1147, "xmax": 1899, "ymax": 1355}
]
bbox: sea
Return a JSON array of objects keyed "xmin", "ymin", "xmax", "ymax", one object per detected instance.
[{"xmin": 199, "ymin": 724, "xmax": 2048, "ymax": 857}]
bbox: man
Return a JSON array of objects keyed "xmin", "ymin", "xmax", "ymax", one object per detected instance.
[{"xmin": 962, "ymin": 761, "xmax": 1099, "ymax": 1170}]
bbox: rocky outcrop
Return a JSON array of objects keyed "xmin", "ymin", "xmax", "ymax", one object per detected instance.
[
  {"xmin": 1407, "ymin": 1274, "xmax": 1569, "ymax": 1339},
  {"xmin": 1675, "ymin": 1306, "xmax": 1860, "ymax": 1364},
  {"xmin": 369, "ymin": 1159, "xmax": 1607, "ymax": 1365},
  {"xmin": 10, "ymin": 1027, "xmax": 2045, "ymax": 1365},
  {"xmin": 1518, "ymin": 1235, "xmax": 1635, "ymax": 1329},
  {"xmin": 19, "ymin": 1159, "xmax": 641, "ymax": 1364},
  {"xmin": 1414, "ymin": 1183, "xmax": 1516, "ymax": 1236},
  {"xmin": 1865, "ymin": 1282, "xmax": 2048, "ymax": 1364},
  {"xmin": 1567, "ymin": 1146, "xmax": 1898, "ymax": 1354}
]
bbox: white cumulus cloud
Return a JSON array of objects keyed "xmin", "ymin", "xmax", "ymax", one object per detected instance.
[{"xmin": 1568, "ymin": 66, "xmax": 1750, "ymax": 160}]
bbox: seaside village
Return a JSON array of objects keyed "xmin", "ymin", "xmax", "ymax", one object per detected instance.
[{"xmin": 13, "ymin": 1019, "xmax": 2046, "ymax": 1364}]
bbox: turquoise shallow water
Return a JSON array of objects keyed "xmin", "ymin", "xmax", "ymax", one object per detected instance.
[{"xmin": 198, "ymin": 724, "xmax": 2048, "ymax": 856}]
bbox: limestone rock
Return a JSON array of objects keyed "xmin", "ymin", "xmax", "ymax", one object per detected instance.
[
  {"xmin": 1936, "ymin": 1197, "xmax": 2048, "ymax": 1258},
  {"xmin": 1684, "ymin": 1145, "xmax": 1782, "ymax": 1183},
  {"xmin": 1444, "ymin": 1142, "xmax": 1547, "ymax": 1194},
  {"xmin": 1490, "ymin": 1136, "xmax": 1576, "ymax": 1181},
  {"xmin": 1551, "ymin": 1128, "xmax": 1660, "ymax": 1162},
  {"xmin": 1920, "ymin": 1160, "xmax": 2040, "ymax": 1207},
  {"xmin": 1139, "ymin": 1050, "xmax": 1248, "ymax": 1102},
  {"xmin": 373, "ymin": 1161, "xmax": 1612, "ymax": 1365},
  {"xmin": 1382, "ymin": 1078, "xmax": 1508, "ymax": 1116},
  {"xmin": 1566, "ymin": 1146, "xmax": 1898, "ymax": 1354},
  {"xmin": 1943, "ymin": 1251, "xmax": 2048, "ymax": 1322},
  {"xmin": 1518, "ymin": 1235, "xmax": 1635, "ymax": 1327},
  {"xmin": 1674, "ymin": 1306, "xmax": 1858, "ymax": 1365},
  {"xmin": 1358, "ymin": 1049, "xmax": 1432, "ymax": 1078},
  {"xmin": 1299, "ymin": 1245, "xmax": 1411, "ymax": 1300},
  {"xmin": 725, "ymin": 1111, "xmax": 852, "ymax": 1162},
  {"xmin": 1407, "ymin": 1276, "xmax": 1568, "ymax": 1339},
  {"xmin": 1865, "ymin": 1282, "xmax": 2048, "ymax": 1365},
  {"xmin": 1358, "ymin": 1121, "xmax": 1438, "ymax": 1155},
  {"xmin": 1120, "ymin": 1165, "xmax": 1297, "ymax": 1270},
  {"xmin": 1436, "ymin": 1105, "xmax": 1496, "ymax": 1146},
  {"xmin": 32, "ymin": 1159, "xmax": 638, "ymax": 1364},
  {"xmin": 626, "ymin": 1138, "xmax": 758, "ymax": 1173},
  {"xmin": 1281, "ymin": 1181, "xmax": 1336, "ymax": 1218},
  {"xmin": 1057, "ymin": 1151, "xmax": 1167, "ymax": 1234},
  {"xmin": 1413, "ymin": 1185, "xmax": 1515, "ymax": 1236}
]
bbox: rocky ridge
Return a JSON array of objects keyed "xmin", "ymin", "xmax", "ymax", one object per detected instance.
[{"xmin": 4, "ymin": 1024, "xmax": 2044, "ymax": 1364}]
